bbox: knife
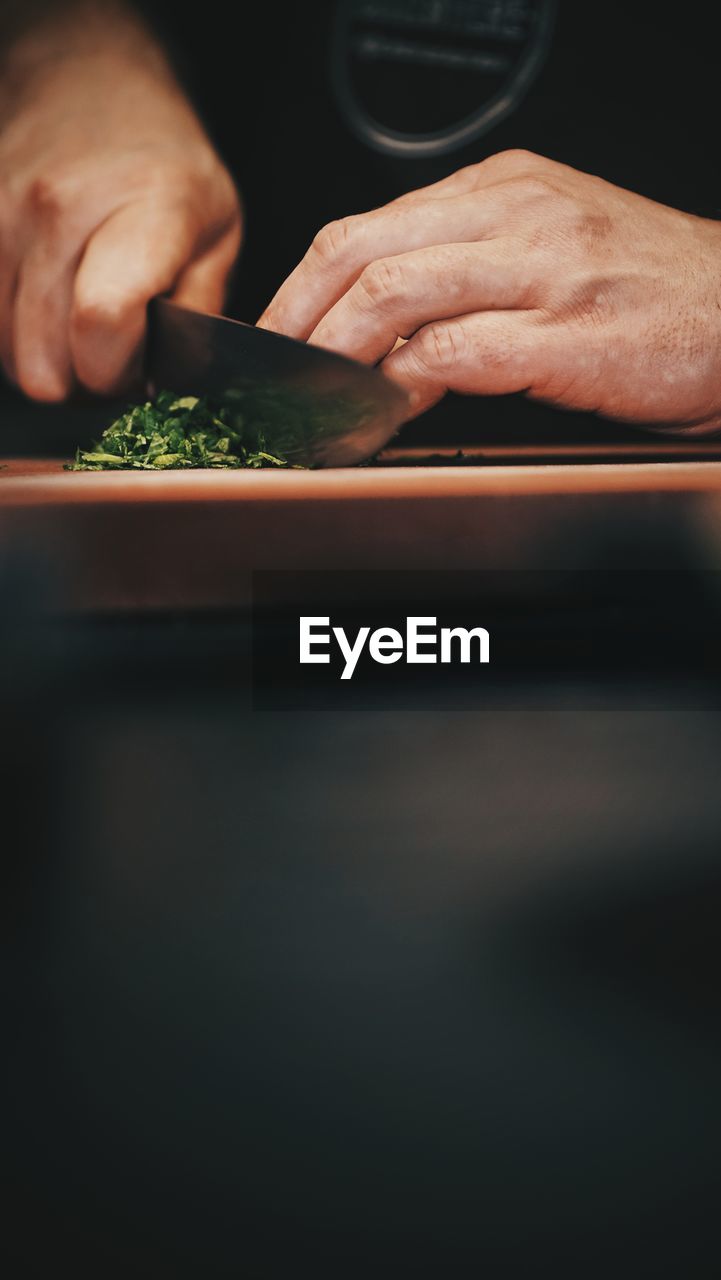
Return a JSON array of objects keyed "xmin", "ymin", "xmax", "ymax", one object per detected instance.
[{"xmin": 146, "ymin": 298, "xmax": 410, "ymax": 467}]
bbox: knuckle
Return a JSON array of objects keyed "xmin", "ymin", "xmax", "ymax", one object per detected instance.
[
  {"xmin": 508, "ymin": 172, "xmax": 560, "ymax": 202},
  {"xmin": 449, "ymin": 160, "xmax": 486, "ymax": 186},
  {"xmin": 495, "ymin": 147, "xmax": 541, "ymax": 170},
  {"xmin": 357, "ymin": 257, "xmax": 405, "ymax": 310},
  {"xmin": 480, "ymin": 149, "xmax": 545, "ymax": 182},
  {"xmin": 26, "ymin": 174, "xmax": 68, "ymax": 221},
  {"xmin": 418, "ymin": 320, "xmax": 468, "ymax": 370},
  {"xmin": 311, "ymin": 215, "xmax": 361, "ymax": 265}
]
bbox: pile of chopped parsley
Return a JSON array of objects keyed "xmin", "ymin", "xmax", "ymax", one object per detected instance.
[{"xmin": 67, "ymin": 389, "xmax": 302, "ymax": 471}]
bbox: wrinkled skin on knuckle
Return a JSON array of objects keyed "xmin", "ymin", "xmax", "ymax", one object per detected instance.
[
  {"xmin": 418, "ymin": 319, "xmax": 468, "ymax": 372},
  {"xmin": 357, "ymin": 257, "xmax": 406, "ymax": 311},
  {"xmin": 311, "ymin": 215, "xmax": 362, "ymax": 266}
]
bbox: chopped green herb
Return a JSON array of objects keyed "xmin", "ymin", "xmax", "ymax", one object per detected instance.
[{"xmin": 66, "ymin": 389, "xmax": 312, "ymax": 471}]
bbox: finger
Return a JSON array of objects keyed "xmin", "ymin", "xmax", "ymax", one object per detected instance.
[
  {"xmin": 381, "ymin": 311, "xmax": 547, "ymax": 418},
  {"xmin": 258, "ymin": 150, "xmax": 555, "ymax": 340},
  {"xmin": 6, "ymin": 169, "xmax": 111, "ymax": 398},
  {"xmin": 309, "ymin": 240, "xmax": 540, "ymax": 365},
  {"xmin": 70, "ymin": 200, "xmax": 202, "ymax": 394},
  {"xmin": 258, "ymin": 185, "xmax": 522, "ymax": 342},
  {"xmin": 12, "ymin": 244, "xmax": 78, "ymax": 401},
  {"xmin": 171, "ymin": 219, "xmax": 242, "ymax": 314}
]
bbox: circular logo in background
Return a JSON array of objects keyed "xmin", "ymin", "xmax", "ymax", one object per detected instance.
[{"xmin": 332, "ymin": 0, "xmax": 557, "ymax": 158}]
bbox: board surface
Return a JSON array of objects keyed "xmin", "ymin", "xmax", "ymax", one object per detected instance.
[
  {"xmin": 4, "ymin": 457, "xmax": 721, "ymax": 612},
  {"xmin": 5, "ymin": 454, "xmax": 721, "ymax": 501}
]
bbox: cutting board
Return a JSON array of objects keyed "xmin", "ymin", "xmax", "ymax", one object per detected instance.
[{"xmin": 3, "ymin": 456, "xmax": 721, "ymax": 611}]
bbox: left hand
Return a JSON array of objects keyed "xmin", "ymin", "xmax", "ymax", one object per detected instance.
[{"xmin": 259, "ymin": 150, "xmax": 721, "ymax": 433}]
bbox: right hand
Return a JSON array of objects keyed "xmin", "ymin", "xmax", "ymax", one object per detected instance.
[{"xmin": 0, "ymin": 12, "xmax": 242, "ymax": 401}]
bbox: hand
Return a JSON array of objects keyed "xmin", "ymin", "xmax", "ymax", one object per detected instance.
[
  {"xmin": 0, "ymin": 4, "xmax": 242, "ymax": 401},
  {"xmin": 259, "ymin": 150, "xmax": 721, "ymax": 434}
]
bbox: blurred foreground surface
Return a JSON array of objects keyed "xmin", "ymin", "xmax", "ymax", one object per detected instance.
[{"xmin": 2, "ymin": 577, "xmax": 721, "ymax": 1276}]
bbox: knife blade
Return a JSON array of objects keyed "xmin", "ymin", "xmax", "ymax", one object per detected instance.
[{"xmin": 146, "ymin": 298, "xmax": 410, "ymax": 467}]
